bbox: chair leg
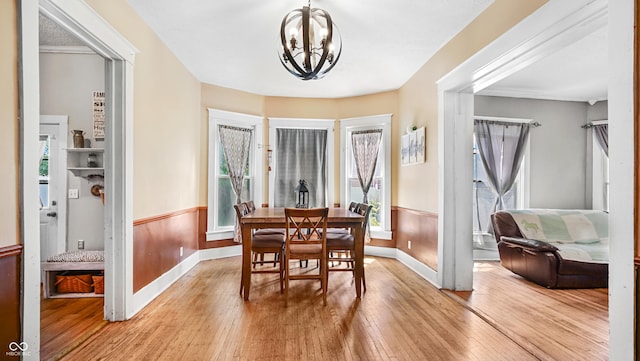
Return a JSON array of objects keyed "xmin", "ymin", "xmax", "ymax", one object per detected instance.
[{"xmin": 279, "ymin": 250, "xmax": 284, "ymax": 294}]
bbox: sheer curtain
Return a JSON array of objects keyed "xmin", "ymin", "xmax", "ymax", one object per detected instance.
[
  {"xmin": 274, "ymin": 128, "xmax": 327, "ymax": 208},
  {"xmin": 474, "ymin": 119, "xmax": 531, "ymax": 212},
  {"xmin": 593, "ymin": 124, "xmax": 608, "ymax": 157},
  {"xmin": 351, "ymin": 129, "xmax": 382, "ymax": 204},
  {"xmin": 218, "ymin": 124, "xmax": 253, "ymax": 242}
]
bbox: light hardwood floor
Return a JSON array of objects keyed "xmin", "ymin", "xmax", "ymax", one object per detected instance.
[
  {"xmin": 49, "ymin": 257, "xmax": 607, "ymax": 361},
  {"xmin": 41, "ymin": 296, "xmax": 107, "ymax": 361},
  {"xmin": 445, "ymin": 262, "xmax": 608, "ymax": 361}
]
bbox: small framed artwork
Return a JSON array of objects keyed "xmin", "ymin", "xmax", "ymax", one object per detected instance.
[{"xmin": 402, "ymin": 127, "xmax": 425, "ymax": 166}]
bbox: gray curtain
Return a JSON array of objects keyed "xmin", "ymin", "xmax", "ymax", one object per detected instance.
[
  {"xmin": 274, "ymin": 128, "xmax": 327, "ymax": 208},
  {"xmin": 474, "ymin": 119, "xmax": 531, "ymax": 212},
  {"xmin": 351, "ymin": 129, "xmax": 383, "ymax": 204},
  {"xmin": 593, "ymin": 124, "xmax": 608, "ymax": 157},
  {"xmin": 218, "ymin": 125, "xmax": 252, "ymax": 242}
]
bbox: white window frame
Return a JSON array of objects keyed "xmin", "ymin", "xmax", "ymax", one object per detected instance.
[
  {"xmin": 268, "ymin": 118, "xmax": 335, "ymax": 208},
  {"xmin": 591, "ymin": 120, "xmax": 609, "ymax": 212},
  {"xmin": 340, "ymin": 114, "xmax": 392, "ymax": 240},
  {"xmin": 207, "ymin": 109, "xmax": 263, "ymax": 241}
]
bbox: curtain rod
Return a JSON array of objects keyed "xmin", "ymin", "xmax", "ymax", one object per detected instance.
[
  {"xmin": 474, "ymin": 117, "xmax": 542, "ymax": 127},
  {"xmin": 581, "ymin": 120, "xmax": 608, "ymax": 129}
]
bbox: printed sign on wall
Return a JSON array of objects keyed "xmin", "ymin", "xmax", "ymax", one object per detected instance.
[{"xmin": 93, "ymin": 91, "xmax": 105, "ymax": 139}]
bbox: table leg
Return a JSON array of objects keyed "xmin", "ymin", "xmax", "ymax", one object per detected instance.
[
  {"xmin": 353, "ymin": 223, "xmax": 363, "ymax": 298},
  {"xmin": 241, "ymin": 223, "xmax": 252, "ymax": 301}
]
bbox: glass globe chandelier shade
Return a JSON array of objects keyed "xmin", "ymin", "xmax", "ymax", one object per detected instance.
[{"xmin": 279, "ymin": 3, "xmax": 342, "ymax": 80}]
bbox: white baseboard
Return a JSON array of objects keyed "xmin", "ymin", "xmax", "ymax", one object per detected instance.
[
  {"xmin": 130, "ymin": 244, "xmax": 438, "ymax": 318},
  {"xmin": 396, "ymin": 249, "xmax": 439, "ymax": 288},
  {"xmin": 130, "ymin": 251, "xmax": 200, "ymax": 318},
  {"xmin": 364, "ymin": 245, "xmax": 397, "ymax": 258},
  {"xmin": 199, "ymin": 245, "xmax": 242, "ymax": 261}
]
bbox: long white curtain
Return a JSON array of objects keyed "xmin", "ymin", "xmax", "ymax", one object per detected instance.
[
  {"xmin": 218, "ymin": 124, "xmax": 252, "ymax": 242},
  {"xmin": 351, "ymin": 129, "xmax": 383, "ymax": 204},
  {"xmin": 474, "ymin": 119, "xmax": 531, "ymax": 212},
  {"xmin": 274, "ymin": 128, "xmax": 327, "ymax": 208}
]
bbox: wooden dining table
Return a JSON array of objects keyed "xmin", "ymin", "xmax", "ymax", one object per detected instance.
[{"xmin": 239, "ymin": 207, "xmax": 365, "ymax": 301}]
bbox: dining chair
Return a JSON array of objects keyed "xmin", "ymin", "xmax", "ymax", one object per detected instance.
[
  {"xmin": 325, "ymin": 202, "xmax": 357, "ymax": 235},
  {"xmin": 284, "ymin": 207, "xmax": 329, "ymax": 306},
  {"xmin": 241, "ymin": 201, "xmax": 286, "ymax": 267},
  {"xmin": 234, "ymin": 203, "xmax": 285, "ymax": 295},
  {"xmin": 326, "ymin": 202, "xmax": 372, "ymax": 293}
]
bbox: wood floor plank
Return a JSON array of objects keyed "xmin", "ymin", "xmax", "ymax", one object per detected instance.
[
  {"xmin": 445, "ymin": 261, "xmax": 608, "ymax": 361},
  {"xmin": 61, "ymin": 257, "xmax": 536, "ymax": 361}
]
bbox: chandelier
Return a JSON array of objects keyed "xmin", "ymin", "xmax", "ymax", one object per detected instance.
[{"xmin": 279, "ymin": 1, "xmax": 342, "ymax": 80}]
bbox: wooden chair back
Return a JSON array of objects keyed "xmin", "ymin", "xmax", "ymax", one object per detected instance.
[{"xmin": 284, "ymin": 207, "xmax": 329, "ymax": 305}]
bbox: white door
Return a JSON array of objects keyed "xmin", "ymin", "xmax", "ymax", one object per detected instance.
[{"xmin": 39, "ymin": 116, "xmax": 68, "ymax": 261}]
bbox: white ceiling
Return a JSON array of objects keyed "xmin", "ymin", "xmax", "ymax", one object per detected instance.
[
  {"xmin": 126, "ymin": 0, "xmax": 494, "ymax": 98},
  {"xmin": 478, "ymin": 26, "xmax": 608, "ymax": 103},
  {"xmin": 39, "ymin": 1, "xmax": 609, "ymax": 102}
]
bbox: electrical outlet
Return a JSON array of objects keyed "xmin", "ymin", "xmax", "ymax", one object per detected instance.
[
  {"xmin": 179, "ymin": 246, "xmax": 184, "ymax": 257},
  {"xmin": 68, "ymin": 188, "xmax": 79, "ymax": 199},
  {"xmin": 78, "ymin": 240, "xmax": 85, "ymax": 250},
  {"xmin": 407, "ymin": 240, "xmax": 412, "ymax": 250}
]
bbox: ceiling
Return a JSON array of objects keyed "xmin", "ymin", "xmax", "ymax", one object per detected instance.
[{"xmin": 39, "ymin": 1, "xmax": 608, "ymax": 102}]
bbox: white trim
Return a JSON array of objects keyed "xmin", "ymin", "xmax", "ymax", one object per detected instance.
[
  {"xmin": 130, "ymin": 251, "xmax": 200, "ymax": 317},
  {"xmin": 608, "ymin": 0, "xmax": 635, "ymax": 359},
  {"xmin": 370, "ymin": 230, "xmax": 392, "ymax": 240},
  {"xmin": 395, "ymin": 250, "xmax": 439, "ymax": 287},
  {"xmin": 21, "ymin": 0, "xmax": 42, "ymax": 356},
  {"xmin": 39, "ymin": 0, "xmax": 138, "ymax": 63},
  {"xmin": 340, "ymin": 114, "xmax": 392, "ymax": 237},
  {"xmin": 363, "ymin": 245, "xmax": 396, "ymax": 258},
  {"xmin": 206, "ymin": 230, "xmax": 234, "ymax": 241},
  {"xmin": 199, "ymin": 245, "xmax": 243, "ymax": 261},
  {"xmin": 39, "ymin": 45, "xmax": 95, "ymax": 54},
  {"xmin": 207, "ymin": 109, "xmax": 264, "ymax": 238},
  {"xmin": 268, "ymin": 118, "xmax": 335, "ymax": 207}
]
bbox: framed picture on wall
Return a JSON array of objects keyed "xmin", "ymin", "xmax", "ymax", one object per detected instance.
[
  {"xmin": 401, "ymin": 133, "xmax": 410, "ymax": 165},
  {"xmin": 401, "ymin": 127, "xmax": 425, "ymax": 165}
]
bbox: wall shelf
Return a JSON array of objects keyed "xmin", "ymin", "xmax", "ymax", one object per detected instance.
[{"xmin": 67, "ymin": 148, "xmax": 104, "ymax": 178}]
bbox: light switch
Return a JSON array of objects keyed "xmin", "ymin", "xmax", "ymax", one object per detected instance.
[{"xmin": 68, "ymin": 189, "xmax": 79, "ymax": 199}]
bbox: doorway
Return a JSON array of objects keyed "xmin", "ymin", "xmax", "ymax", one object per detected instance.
[
  {"xmin": 438, "ymin": 0, "xmax": 634, "ymax": 358},
  {"xmin": 21, "ymin": 1, "xmax": 137, "ymax": 355},
  {"xmin": 39, "ymin": 116, "xmax": 68, "ymax": 263}
]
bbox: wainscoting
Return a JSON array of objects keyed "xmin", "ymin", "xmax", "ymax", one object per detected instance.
[
  {"xmin": 0, "ymin": 244, "xmax": 22, "ymax": 353},
  {"xmin": 134, "ymin": 206, "xmax": 435, "ymax": 292},
  {"xmin": 133, "ymin": 208, "xmax": 201, "ymax": 292},
  {"xmin": 393, "ymin": 206, "xmax": 438, "ymax": 270}
]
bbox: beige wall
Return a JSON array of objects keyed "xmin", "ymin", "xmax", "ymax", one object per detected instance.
[
  {"xmin": 0, "ymin": 0, "xmax": 19, "ymax": 247},
  {"xmin": 86, "ymin": 0, "xmax": 546, "ymax": 219},
  {"xmin": 87, "ymin": 0, "xmax": 202, "ymax": 219},
  {"xmin": 396, "ymin": 0, "xmax": 548, "ymax": 213},
  {"xmin": 200, "ymin": 87, "xmax": 398, "ymax": 207}
]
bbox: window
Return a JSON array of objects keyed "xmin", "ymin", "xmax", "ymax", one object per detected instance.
[
  {"xmin": 39, "ymin": 135, "xmax": 50, "ymax": 208},
  {"xmin": 207, "ymin": 109, "xmax": 263, "ymax": 240},
  {"xmin": 268, "ymin": 118, "xmax": 335, "ymax": 207},
  {"xmin": 472, "ymin": 116, "xmax": 530, "ymax": 246},
  {"xmin": 340, "ymin": 114, "xmax": 392, "ymax": 240}
]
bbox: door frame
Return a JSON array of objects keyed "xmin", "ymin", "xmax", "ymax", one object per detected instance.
[
  {"xmin": 21, "ymin": 1, "xmax": 137, "ymax": 357},
  {"xmin": 39, "ymin": 115, "xmax": 68, "ymax": 260}
]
